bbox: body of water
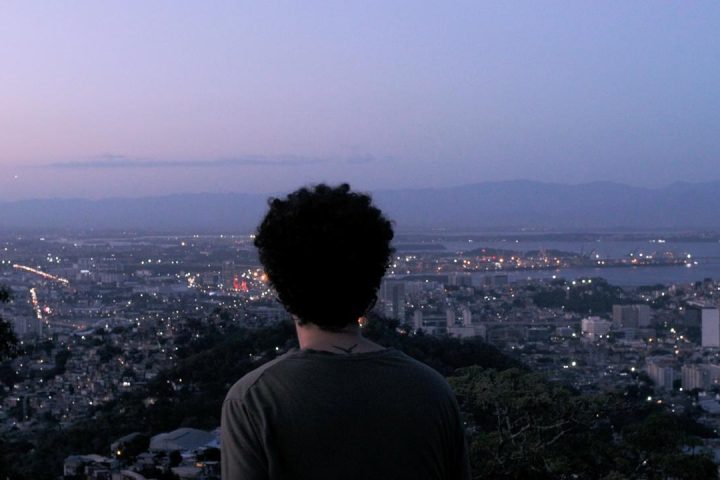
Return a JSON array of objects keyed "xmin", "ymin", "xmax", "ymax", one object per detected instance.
[
  {"xmin": 440, "ymin": 239, "xmax": 720, "ymax": 287},
  {"xmin": 470, "ymin": 261, "xmax": 720, "ymax": 287}
]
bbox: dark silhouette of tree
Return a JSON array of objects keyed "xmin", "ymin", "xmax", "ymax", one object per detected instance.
[
  {"xmin": 168, "ymin": 450, "xmax": 182, "ymax": 467},
  {"xmin": 531, "ymin": 278, "xmax": 627, "ymax": 314},
  {"xmin": 450, "ymin": 366, "xmax": 717, "ymax": 479},
  {"xmin": 0, "ymin": 286, "xmax": 19, "ymax": 361}
]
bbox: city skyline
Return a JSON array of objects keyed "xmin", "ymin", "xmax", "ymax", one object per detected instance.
[{"xmin": 1, "ymin": 2, "xmax": 719, "ymax": 200}]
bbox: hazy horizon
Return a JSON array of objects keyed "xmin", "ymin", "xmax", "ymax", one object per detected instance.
[
  {"xmin": 2, "ymin": 177, "xmax": 720, "ymax": 203},
  {"xmin": 2, "ymin": 180, "xmax": 720, "ymax": 232}
]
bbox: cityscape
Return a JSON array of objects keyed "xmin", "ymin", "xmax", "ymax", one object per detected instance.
[{"xmin": 2, "ymin": 231, "xmax": 720, "ymax": 478}]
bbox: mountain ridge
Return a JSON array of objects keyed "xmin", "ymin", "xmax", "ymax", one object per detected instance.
[{"xmin": 1, "ymin": 180, "xmax": 719, "ymax": 231}]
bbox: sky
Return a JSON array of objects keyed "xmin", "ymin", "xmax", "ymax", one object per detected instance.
[{"xmin": 1, "ymin": 1, "xmax": 719, "ymax": 200}]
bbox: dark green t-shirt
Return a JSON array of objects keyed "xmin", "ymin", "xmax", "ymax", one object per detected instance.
[{"xmin": 221, "ymin": 348, "xmax": 470, "ymax": 480}]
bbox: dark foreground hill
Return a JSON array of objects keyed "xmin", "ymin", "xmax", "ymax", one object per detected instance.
[
  {"xmin": 0, "ymin": 316, "xmax": 523, "ymax": 480},
  {"xmin": 1, "ymin": 316, "xmax": 716, "ymax": 480}
]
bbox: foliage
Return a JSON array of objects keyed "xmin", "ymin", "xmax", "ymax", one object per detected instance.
[
  {"xmin": 450, "ymin": 366, "xmax": 717, "ymax": 479},
  {"xmin": 97, "ymin": 343, "xmax": 123, "ymax": 363},
  {"xmin": 363, "ymin": 314, "xmax": 526, "ymax": 375},
  {"xmin": 0, "ymin": 286, "xmax": 19, "ymax": 361},
  {"xmin": 531, "ymin": 278, "xmax": 627, "ymax": 314}
]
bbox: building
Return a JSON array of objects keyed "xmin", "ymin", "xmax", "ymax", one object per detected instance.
[
  {"xmin": 555, "ymin": 326, "xmax": 574, "ymax": 338},
  {"xmin": 527, "ymin": 327, "xmax": 552, "ymax": 343},
  {"xmin": 63, "ymin": 455, "xmax": 114, "ymax": 478},
  {"xmin": 448, "ymin": 273, "xmax": 472, "ymax": 287},
  {"xmin": 461, "ymin": 306, "xmax": 472, "ymax": 327},
  {"xmin": 701, "ymin": 308, "xmax": 720, "ymax": 348},
  {"xmin": 446, "ymin": 308, "xmax": 456, "ymax": 328},
  {"xmin": 683, "ymin": 364, "xmax": 706, "ymax": 391},
  {"xmin": 612, "ymin": 304, "xmax": 651, "ymax": 328},
  {"xmin": 682, "ymin": 364, "xmax": 720, "ymax": 391},
  {"xmin": 221, "ymin": 261, "xmax": 245, "ymax": 291},
  {"xmin": 412, "ymin": 310, "xmax": 423, "ymax": 330},
  {"xmin": 647, "ymin": 359, "xmax": 676, "ymax": 390},
  {"xmin": 11, "ymin": 314, "xmax": 42, "ymax": 338},
  {"xmin": 581, "ymin": 316, "xmax": 611, "ymax": 340},
  {"xmin": 149, "ymin": 428, "xmax": 215, "ymax": 453},
  {"xmin": 379, "ymin": 280, "xmax": 406, "ymax": 321},
  {"xmin": 480, "ymin": 274, "xmax": 508, "ymax": 288},
  {"xmin": 447, "ymin": 324, "xmax": 487, "ymax": 339},
  {"xmin": 684, "ymin": 303, "xmax": 703, "ymax": 329}
]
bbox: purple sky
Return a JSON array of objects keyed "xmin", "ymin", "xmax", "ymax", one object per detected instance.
[{"xmin": 1, "ymin": 1, "xmax": 718, "ymax": 200}]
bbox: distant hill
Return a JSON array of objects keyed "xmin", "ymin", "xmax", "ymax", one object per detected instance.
[{"xmin": 1, "ymin": 180, "xmax": 719, "ymax": 231}]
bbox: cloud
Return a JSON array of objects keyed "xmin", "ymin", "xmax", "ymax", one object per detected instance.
[
  {"xmin": 344, "ymin": 155, "xmax": 376, "ymax": 164},
  {"xmin": 41, "ymin": 154, "xmax": 330, "ymax": 169}
]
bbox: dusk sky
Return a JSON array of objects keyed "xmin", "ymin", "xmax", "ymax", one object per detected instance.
[{"xmin": 1, "ymin": 2, "xmax": 718, "ymax": 200}]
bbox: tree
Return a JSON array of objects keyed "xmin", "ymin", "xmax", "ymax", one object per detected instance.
[
  {"xmin": 0, "ymin": 286, "xmax": 19, "ymax": 361},
  {"xmin": 450, "ymin": 367, "xmax": 587, "ymax": 478},
  {"xmin": 450, "ymin": 366, "xmax": 718, "ymax": 479},
  {"xmin": 168, "ymin": 450, "xmax": 183, "ymax": 467}
]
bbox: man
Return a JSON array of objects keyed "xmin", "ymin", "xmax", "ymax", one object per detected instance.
[{"xmin": 221, "ymin": 184, "xmax": 470, "ymax": 479}]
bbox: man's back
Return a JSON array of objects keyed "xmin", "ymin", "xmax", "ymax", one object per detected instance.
[{"xmin": 221, "ymin": 348, "xmax": 470, "ymax": 480}]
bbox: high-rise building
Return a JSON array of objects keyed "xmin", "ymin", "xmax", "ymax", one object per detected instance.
[
  {"xmin": 412, "ymin": 310, "xmax": 423, "ymax": 330},
  {"xmin": 682, "ymin": 364, "xmax": 705, "ymax": 391},
  {"xmin": 612, "ymin": 304, "xmax": 651, "ymax": 328},
  {"xmin": 681, "ymin": 364, "xmax": 720, "ymax": 391},
  {"xmin": 461, "ymin": 306, "xmax": 472, "ymax": 327},
  {"xmin": 447, "ymin": 308, "xmax": 486, "ymax": 339},
  {"xmin": 221, "ymin": 261, "xmax": 243, "ymax": 291},
  {"xmin": 684, "ymin": 303, "xmax": 703, "ymax": 328},
  {"xmin": 446, "ymin": 308, "xmax": 456, "ymax": 328},
  {"xmin": 380, "ymin": 280, "xmax": 405, "ymax": 321},
  {"xmin": 701, "ymin": 308, "xmax": 720, "ymax": 348},
  {"xmin": 647, "ymin": 359, "xmax": 675, "ymax": 390}
]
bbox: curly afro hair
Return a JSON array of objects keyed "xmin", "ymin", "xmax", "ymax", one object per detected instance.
[{"xmin": 254, "ymin": 183, "xmax": 394, "ymax": 331}]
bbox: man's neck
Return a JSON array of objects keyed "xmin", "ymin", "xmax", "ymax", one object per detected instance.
[{"xmin": 295, "ymin": 319, "xmax": 385, "ymax": 355}]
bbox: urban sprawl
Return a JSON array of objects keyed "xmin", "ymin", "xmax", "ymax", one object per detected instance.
[{"xmin": 1, "ymin": 233, "xmax": 719, "ymax": 479}]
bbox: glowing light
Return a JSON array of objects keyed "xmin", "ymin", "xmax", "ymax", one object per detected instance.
[
  {"xmin": 13, "ymin": 264, "xmax": 69, "ymax": 286},
  {"xmin": 29, "ymin": 288, "xmax": 42, "ymax": 320}
]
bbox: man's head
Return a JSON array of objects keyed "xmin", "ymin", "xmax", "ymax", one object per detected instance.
[{"xmin": 254, "ymin": 183, "xmax": 394, "ymax": 331}]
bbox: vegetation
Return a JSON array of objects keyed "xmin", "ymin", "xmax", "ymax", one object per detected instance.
[
  {"xmin": 531, "ymin": 278, "xmax": 628, "ymax": 314},
  {"xmin": 451, "ymin": 367, "xmax": 717, "ymax": 479},
  {"xmin": 0, "ymin": 286, "xmax": 19, "ymax": 361}
]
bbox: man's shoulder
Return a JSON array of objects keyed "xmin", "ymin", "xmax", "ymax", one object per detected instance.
[
  {"xmin": 223, "ymin": 347, "xmax": 454, "ymax": 403},
  {"xmin": 224, "ymin": 350, "xmax": 298, "ymax": 402},
  {"xmin": 384, "ymin": 349, "xmax": 449, "ymax": 379},
  {"xmin": 385, "ymin": 349, "xmax": 457, "ymax": 396}
]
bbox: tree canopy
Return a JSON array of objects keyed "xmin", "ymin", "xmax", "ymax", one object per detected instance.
[
  {"xmin": 0, "ymin": 286, "xmax": 18, "ymax": 361},
  {"xmin": 450, "ymin": 367, "xmax": 717, "ymax": 479}
]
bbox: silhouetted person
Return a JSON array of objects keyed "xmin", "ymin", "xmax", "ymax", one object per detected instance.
[{"xmin": 221, "ymin": 184, "xmax": 470, "ymax": 479}]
